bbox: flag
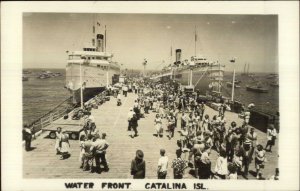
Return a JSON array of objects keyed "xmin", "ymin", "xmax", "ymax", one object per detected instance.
[{"xmin": 97, "ymin": 22, "xmax": 100, "ymax": 26}]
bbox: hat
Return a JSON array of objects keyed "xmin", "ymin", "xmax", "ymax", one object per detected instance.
[{"xmin": 136, "ymin": 150, "xmax": 144, "ymax": 159}]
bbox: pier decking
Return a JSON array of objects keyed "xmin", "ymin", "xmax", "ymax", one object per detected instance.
[{"xmin": 23, "ymin": 92, "xmax": 278, "ymax": 179}]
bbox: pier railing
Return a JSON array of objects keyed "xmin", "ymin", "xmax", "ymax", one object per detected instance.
[{"xmin": 27, "ymin": 97, "xmax": 76, "ymax": 134}]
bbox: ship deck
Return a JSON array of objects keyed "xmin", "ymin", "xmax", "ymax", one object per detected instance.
[{"xmin": 23, "ymin": 92, "xmax": 278, "ymax": 179}]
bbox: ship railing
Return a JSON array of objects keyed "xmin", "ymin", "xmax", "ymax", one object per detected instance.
[{"xmin": 26, "ymin": 97, "xmax": 76, "ymax": 134}]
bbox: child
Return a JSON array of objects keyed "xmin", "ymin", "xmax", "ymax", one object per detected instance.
[
  {"xmin": 255, "ymin": 144, "xmax": 266, "ymax": 179},
  {"xmin": 227, "ymin": 162, "xmax": 238, "ymax": 179}
]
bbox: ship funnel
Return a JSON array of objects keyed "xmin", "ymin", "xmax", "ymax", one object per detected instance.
[
  {"xmin": 96, "ymin": 34, "xmax": 104, "ymax": 52},
  {"xmin": 175, "ymin": 49, "xmax": 182, "ymax": 64}
]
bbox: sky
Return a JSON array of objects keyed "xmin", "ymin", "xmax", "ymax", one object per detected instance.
[{"xmin": 23, "ymin": 13, "xmax": 278, "ymax": 73}]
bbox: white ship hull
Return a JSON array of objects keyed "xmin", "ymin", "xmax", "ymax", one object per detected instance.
[
  {"xmin": 66, "ymin": 63, "xmax": 120, "ymax": 103},
  {"xmin": 154, "ymin": 64, "xmax": 225, "ymax": 94}
]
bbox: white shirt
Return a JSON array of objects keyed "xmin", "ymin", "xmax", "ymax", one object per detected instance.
[
  {"xmin": 158, "ymin": 156, "xmax": 169, "ymax": 172},
  {"xmin": 267, "ymin": 128, "xmax": 277, "ymax": 140},
  {"xmin": 127, "ymin": 111, "xmax": 135, "ymax": 120}
]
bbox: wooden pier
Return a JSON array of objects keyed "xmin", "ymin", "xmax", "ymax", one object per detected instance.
[{"xmin": 23, "ymin": 92, "xmax": 278, "ymax": 179}]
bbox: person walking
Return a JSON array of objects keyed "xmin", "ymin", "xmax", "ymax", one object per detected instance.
[
  {"xmin": 168, "ymin": 115, "xmax": 176, "ymax": 139},
  {"xmin": 171, "ymin": 149, "xmax": 188, "ymax": 179},
  {"xmin": 265, "ymin": 124, "xmax": 277, "ymax": 152},
  {"xmin": 131, "ymin": 150, "xmax": 146, "ymax": 179},
  {"xmin": 123, "ymin": 85, "xmax": 128, "ymax": 97},
  {"xmin": 157, "ymin": 149, "xmax": 169, "ymax": 179},
  {"xmin": 154, "ymin": 114, "xmax": 163, "ymax": 137},
  {"xmin": 131, "ymin": 113, "xmax": 139, "ymax": 138},
  {"xmin": 60, "ymin": 131, "xmax": 71, "ymax": 160},
  {"xmin": 198, "ymin": 146, "xmax": 211, "ymax": 179},
  {"xmin": 55, "ymin": 127, "xmax": 63, "ymax": 154},
  {"xmin": 127, "ymin": 108, "xmax": 135, "ymax": 131},
  {"xmin": 23, "ymin": 124, "xmax": 33, "ymax": 151},
  {"xmin": 117, "ymin": 93, "xmax": 122, "ymax": 106}
]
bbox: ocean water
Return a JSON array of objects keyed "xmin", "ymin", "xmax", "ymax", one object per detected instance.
[
  {"xmin": 222, "ymin": 72, "xmax": 279, "ymax": 114},
  {"xmin": 23, "ymin": 69, "xmax": 70, "ymax": 125},
  {"xmin": 23, "ymin": 69, "xmax": 279, "ymax": 125}
]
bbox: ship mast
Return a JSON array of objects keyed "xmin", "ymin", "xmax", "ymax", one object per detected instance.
[
  {"xmin": 230, "ymin": 58, "xmax": 236, "ymax": 102},
  {"xmin": 194, "ymin": 25, "xmax": 197, "ymax": 56},
  {"xmin": 247, "ymin": 63, "xmax": 250, "ymax": 75}
]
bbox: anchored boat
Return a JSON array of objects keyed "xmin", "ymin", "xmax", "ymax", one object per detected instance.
[
  {"xmin": 246, "ymin": 85, "xmax": 269, "ymax": 93},
  {"xmin": 150, "ymin": 27, "xmax": 225, "ymax": 95},
  {"xmin": 65, "ymin": 27, "xmax": 120, "ymax": 104}
]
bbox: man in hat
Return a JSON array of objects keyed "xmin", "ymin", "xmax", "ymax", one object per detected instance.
[
  {"xmin": 23, "ymin": 124, "xmax": 33, "ymax": 151},
  {"xmin": 131, "ymin": 150, "xmax": 146, "ymax": 179},
  {"xmin": 91, "ymin": 133, "xmax": 109, "ymax": 172},
  {"xmin": 157, "ymin": 149, "xmax": 169, "ymax": 179}
]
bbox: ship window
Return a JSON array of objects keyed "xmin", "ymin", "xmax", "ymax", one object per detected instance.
[
  {"xmin": 97, "ymin": 64, "xmax": 100, "ymax": 67},
  {"xmin": 88, "ymin": 57, "xmax": 90, "ymax": 60}
]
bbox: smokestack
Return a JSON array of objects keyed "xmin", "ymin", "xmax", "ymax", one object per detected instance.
[
  {"xmin": 96, "ymin": 34, "xmax": 104, "ymax": 52},
  {"xmin": 176, "ymin": 49, "xmax": 182, "ymax": 64}
]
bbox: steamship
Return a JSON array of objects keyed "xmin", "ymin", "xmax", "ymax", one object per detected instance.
[
  {"xmin": 150, "ymin": 27, "xmax": 225, "ymax": 95},
  {"xmin": 151, "ymin": 48, "xmax": 225, "ymax": 95},
  {"xmin": 65, "ymin": 33, "xmax": 120, "ymax": 104}
]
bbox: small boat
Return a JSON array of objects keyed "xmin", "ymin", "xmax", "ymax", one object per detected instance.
[
  {"xmin": 23, "ymin": 70, "xmax": 32, "ymax": 74},
  {"xmin": 234, "ymin": 79, "xmax": 241, "ymax": 84},
  {"xmin": 270, "ymin": 81, "xmax": 279, "ymax": 87},
  {"xmin": 246, "ymin": 85, "xmax": 268, "ymax": 93},
  {"xmin": 266, "ymin": 73, "xmax": 278, "ymax": 79},
  {"xmin": 22, "ymin": 76, "xmax": 29, "ymax": 81},
  {"xmin": 226, "ymin": 82, "xmax": 241, "ymax": 88},
  {"xmin": 37, "ymin": 73, "xmax": 51, "ymax": 79}
]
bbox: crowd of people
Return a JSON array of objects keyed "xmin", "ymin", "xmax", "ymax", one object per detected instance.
[
  {"xmin": 23, "ymin": 77, "xmax": 279, "ymax": 180},
  {"xmin": 125, "ymin": 79, "xmax": 278, "ymax": 180}
]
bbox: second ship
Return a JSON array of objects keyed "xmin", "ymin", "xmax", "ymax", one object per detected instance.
[{"xmin": 151, "ymin": 48, "xmax": 225, "ymax": 96}]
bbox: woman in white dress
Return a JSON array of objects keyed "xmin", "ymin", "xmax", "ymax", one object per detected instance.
[
  {"xmin": 55, "ymin": 127, "xmax": 62, "ymax": 155},
  {"xmin": 60, "ymin": 131, "xmax": 70, "ymax": 160},
  {"xmin": 154, "ymin": 114, "xmax": 163, "ymax": 137}
]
